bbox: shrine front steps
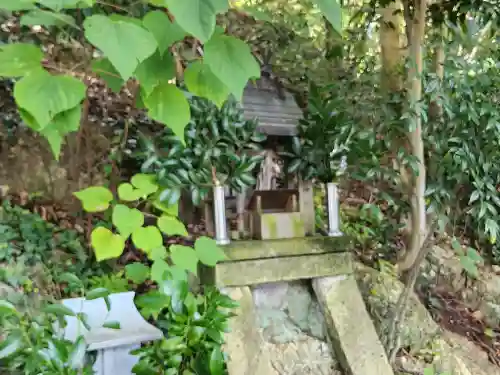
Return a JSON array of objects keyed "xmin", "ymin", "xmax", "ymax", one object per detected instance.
[{"xmin": 209, "ymin": 237, "xmax": 394, "ymax": 375}]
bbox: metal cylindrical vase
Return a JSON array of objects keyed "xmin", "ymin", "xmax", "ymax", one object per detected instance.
[
  {"xmin": 213, "ymin": 185, "xmax": 230, "ymax": 245},
  {"xmin": 326, "ymin": 182, "xmax": 343, "ymax": 237}
]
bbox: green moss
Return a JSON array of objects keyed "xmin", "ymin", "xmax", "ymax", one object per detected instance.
[
  {"xmin": 292, "ymin": 215, "xmax": 305, "ymax": 237},
  {"xmin": 263, "ymin": 214, "xmax": 278, "ymax": 239}
]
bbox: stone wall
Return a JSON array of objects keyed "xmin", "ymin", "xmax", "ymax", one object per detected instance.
[{"xmin": 252, "ymin": 281, "xmax": 341, "ymax": 375}]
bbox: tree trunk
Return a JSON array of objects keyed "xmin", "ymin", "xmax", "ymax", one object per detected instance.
[
  {"xmin": 398, "ymin": 0, "xmax": 428, "ymax": 272},
  {"xmin": 379, "ymin": 0, "xmax": 405, "ymax": 91}
]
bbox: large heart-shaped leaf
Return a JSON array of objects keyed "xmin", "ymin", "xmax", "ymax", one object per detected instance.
[
  {"xmin": 74, "ymin": 186, "xmax": 113, "ymax": 212},
  {"xmin": 142, "ymin": 10, "xmax": 186, "ymax": 55},
  {"xmin": 132, "ymin": 226, "xmax": 163, "ymax": 253},
  {"xmin": 157, "ymin": 215, "xmax": 188, "ymax": 237},
  {"xmin": 134, "ymin": 51, "xmax": 176, "ymax": 97},
  {"xmin": 144, "ymin": 83, "xmax": 190, "ymax": 143},
  {"xmin": 160, "ymin": 0, "xmax": 229, "ymax": 43},
  {"xmin": 84, "ymin": 15, "xmax": 157, "ymax": 80},
  {"xmin": 0, "ymin": 43, "xmax": 44, "ymax": 77},
  {"xmin": 112, "ymin": 204, "xmax": 144, "ymax": 237},
  {"xmin": 91, "ymin": 227, "xmax": 126, "ymax": 261},
  {"xmin": 203, "ymin": 34, "xmax": 260, "ymax": 101},
  {"xmin": 14, "ymin": 70, "xmax": 86, "ymax": 128},
  {"xmin": 194, "ymin": 236, "xmax": 227, "ymax": 266},
  {"xmin": 184, "ymin": 61, "xmax": 229, "ymax": 108},
  {"xmin": 170, "ymin": 244, "xmax": 198, "ymax": 274}
]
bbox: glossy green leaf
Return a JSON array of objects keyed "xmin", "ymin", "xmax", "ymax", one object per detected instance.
[
  {"xmin": 91, "ymin": 227, "xmax": 126, "ymax": 261},
  {"xmin": 132, "ymin": 226, "xmax": 163, "ymax": 253},
  {"xmin": 0, "ymin": 43, "xmax": 44, "ymax": 77},
  {"xmin": 194, "ymin": 236, "xmax": 227, "ymax": 266},
  {"xmin": 43, "ymin": 303, "xmax": 76, "ymax": 317},
  {"xmin": 74, "ymin": 186, "xmax": 113, "ymax": 212},
  {"xmin": 135, "ymin": 290, "xmax": 170, "ymax": 318},
  {"xmin": 144, "ymin": 83, "xmax": 190, "ymax": 143},
  {"xmin": 91, "ymin": 58, "xmax": 124, "ymax": 92},
  {"xmin": 161, "ymin": 0, "xmax": 229, "ymax": 43},
  {"xmin": 86, "ymin": 287, "xmax": 110, "ymax": 301},
  {"xmin": 134, "ymin": 51, "xmax": 176, "ymax": 96},
  {"xmin": 204, "ymin": 33, "xmax": 260, "ymax": 101},
  {"xmin": 103, "ymin": 320, "xmax": 121, "ymax": 329},
  {"xmin": 108, "ymin": 14, "xmax": 142, "ymax": 26},
  {"xmin": 83, "ymin": 15, "xmax": 157, "ymax": 80},
  {"xmin": 312, "ymin": 0, "xmax": 342, "ymax": 34},
  {"xmin": 112, "ymin": 204, "xmax": 144, "ymax": 237},
  {"xmin": 161, "ymin": 336, "xmax": 184, "ymax": 351},
  {"xmin": 184, "ymin": 61, "xmax": 229, "ymax": 108},
  {"xmin": 157, "ymin": 215, "xmax": 188, "ymax": 237},
  {"xmin": 20, "ymin": 9, "xmax": 77, "ymax": 28},
  {"xmin": 142, "ymin": 10, "xmax": 186, "ymax": 55},
  {"xmin": 125, "ymin": 262, "xmax": 150, "ymax": 284},
  {"xmin": 14, "ymin": 70, "xmax": 86, "ymax": 129},
  {"xmin": 209, "ymin": 347, "xmax": 224, "ymax": 375},
  {"xmin": 170, "ymin": 244, "xmax": 199, "ymax": 274}
]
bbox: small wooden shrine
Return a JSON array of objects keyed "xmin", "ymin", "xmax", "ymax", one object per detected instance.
[{"xmin": 203, "ymin": 78, "xmax": 315, "ymax": 241}]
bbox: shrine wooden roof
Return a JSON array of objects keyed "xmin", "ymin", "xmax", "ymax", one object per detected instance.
[{"xmin": 241, "ymin": 78, "xmax": 302, "ymax": 137}]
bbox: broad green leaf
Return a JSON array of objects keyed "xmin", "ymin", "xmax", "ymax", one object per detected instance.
[
  {"xmin": 161, "ymin": 336, "xmax": 184, "ymax": 351},
  {"xmin": 204, "ymin": 34, "xmax": 260, "ymax": 101},
  {"xmin": 38, "ymin": 0, "xmax": 95, "ymax": 10},
  {"xmin": 43, "ymin": 303, "xmax": 76, "ymax": 316},
  {"xmin": 144, "ymin": 83, "xmax": 190, "ymax": 143},
  {"xmin": 0, "ymin": 43, "xmax": 44, "ymax": 78},
  {"xmin": 103, "ymin": 320, "xmax": 121, "ymax": 329},
  {"xmin": 112, "ymin": 204, "xmax": 144, "ymax": 237},
  {"xmin": 14, "ymin": 70, "xmax": 86, "ymax": 129},
  {"xmin": 117, "ymin": 183, "xmax": 142, "ymax": 202},
  {"xmin": 194, "ymin": 236, "xmax": 227, "ymax": 266},
  {"xmin": 132, "ymin": 226, "xmax": 163, "ymax": 253},
  {"xmin": 150, "ymin": 246, "xmax": 167, "ymax": 261},
  {"xmin": 91, "ymin": 227, "xmax": 126, "ymax": 261},
  {"xmin": 86, "ymin": 287, "xmax": 110, "ymax": 300},
  {"xmin": 40, "ymin": 105, "xmax": 82, "ymax": 159},
  {"xmin": 91, "ymin": 58, "xmax": 124, "ymax": 93},
  {"xmin": 125, "ymin": 262, "xmax": 150, "ymax": 284},
  {"xmin": 68, "ymin": 336, "xmax": 87, "ymax": 369},
  {"xmin": 161, "ymin": 0, "xmax": 229, "ymax": 43},
  {"xmin": 135, "ymin": 290, "xmax": 170, "ymax": 317},
  {"xmin": 466, "ymin": 247, "xmax": 483, "ymax": 264},
  {"xmin": 312, "ymin": 0, "xmax": 342, "ymax": 35},
  {"xmin": 157, "ymin": 215, "xmax": 188, "ymax": 237},
  {"xmin": 1, "ymin": 1, "xmax": 36, "ymax": 10},
  {"xmin": 0, "ymin": 300, "xmax": 17, "ymax": 316},
  {"xmin": 209, "ymin": 347, "xmax": 224, "ymax": 375},
  {"xmin": 143, "ymin": 10, "xmax": 186, "ymax": 55},
  {"xmin": 152, "ymin": 196, "xmax": 179, "ymax": 216},
  {"xmin": 184, "ymin": 61, "xmax": 229, "ymax": 108},
  {"xmin": 170, "ymin": 244, "xmax": 199, "ymax": 274},
  {"xmin": 131, "ymin": 173, "xmax": 159, "ymax": 196},
  {"xmin": 59, "ymin": 272, "xmax": 84, "ymax": 289},
  {"xmin": 83, "ymin": 15, "xmax": 157, "ymax": 80},
  {"xmin": 0, "ymin": 333, "xmax": 22, "ymax": 359},
  {"xmin": 459, "ymin": 256, "xmax": 479, "ymax": 278},
  {"xmin": 134, "ymin": 51, "xmax": 175, "ymax": 96},
  {"xmin": 168, "ymin": 265, "xmax": 188, "ymax": 281},
  {"xmin": 108, "ymin": 14, "xmax": 142, "ymax": 26},
  {"xmin": 20, "ymin": 9, "xmax": 77, "ymax": 28},
  {"xmin": 151, "ymin": 259, "xmax": 170, "ymax": 283},
  {"xmin": 74, "ymin": 186, "xmax": 113, "ymax": 212}
]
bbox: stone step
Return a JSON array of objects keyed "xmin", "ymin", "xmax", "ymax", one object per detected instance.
[{"xmin": 199, "ymin": 236, "xmax": 354, "ymax": 287}]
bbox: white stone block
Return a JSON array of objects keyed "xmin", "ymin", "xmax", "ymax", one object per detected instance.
[{"xmin": 61, "ymin": 291, "xmax": 163, "ymax": 375}]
